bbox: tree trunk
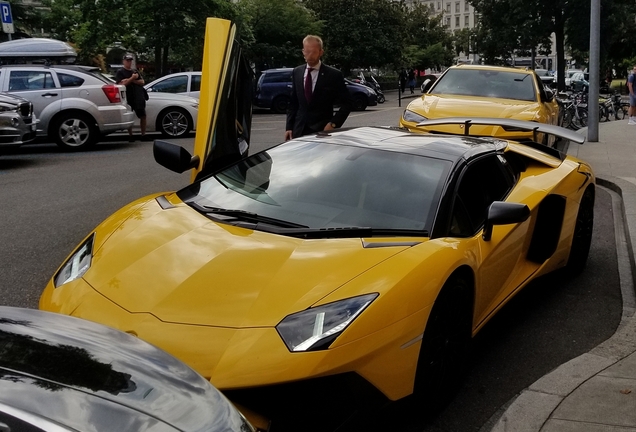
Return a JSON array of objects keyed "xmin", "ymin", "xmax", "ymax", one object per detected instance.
[{"xmin": 554, "ymin": 11, "xmax": 566, "ymax": 92}]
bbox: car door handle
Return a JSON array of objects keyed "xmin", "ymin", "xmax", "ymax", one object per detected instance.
[{"xmin": 42, "ymin": 92, "xmax": 58, "ymax": 97}]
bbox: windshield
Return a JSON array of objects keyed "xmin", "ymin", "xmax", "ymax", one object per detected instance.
[
  {"xmin": 430, "ymin": 69, "xmax": 537, "ymax": 102},
  {"xmin": 179, "ymin": 141, "xmax": 451, "ymax": 233}
]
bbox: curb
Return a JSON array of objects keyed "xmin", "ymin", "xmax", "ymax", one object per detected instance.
[{"xmin": 482, "ymin": 177, "xmax": 636, "ymax": 432}]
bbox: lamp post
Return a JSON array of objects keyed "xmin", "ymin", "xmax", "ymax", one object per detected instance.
[{"xmin": 588, "ymin": 0, "xmax": 600, "ymax": 142}]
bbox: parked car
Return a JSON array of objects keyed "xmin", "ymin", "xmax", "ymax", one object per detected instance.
[
  {"xmin": 101, "ymin": 73, "xmax": 199, "ymax": 138},
  {"xmin": 535, "ymin": 68, "xmax": 555, "ymax": 87},
  {"xmin": 145, "ymin": 71, "xmax": 201, "ymax": 99},
  {"xmin": 569, "ymin": 71, "xmax": 590, "ymax": 92},
  {"xmin": 40, "ymin": 17, "xmax": 595, "ymax": 429},
  {"xmin": 253, "ymin": 67, "xmax": 377, "ymax": 113},
  {"xmin": 0, "ymin": 64, "xmax": 134, "ymax": 150},
  {"xmin": 137, "ymin": 92, "xmax": 199, "ymax": 138},
  {"xmin": 563, "ymin": 69, "xmax": 584, "ymax": 89},
  {"xmin": 0, "ymin": 306, "xmax": 256, "ymax": 432},
  {"xmin": 401, "ymin": 64, "xmax": 561, "ymax": 146},
  {"xmin": 0, "ymin": 92, "xmax": 37, "ymax": 152}
]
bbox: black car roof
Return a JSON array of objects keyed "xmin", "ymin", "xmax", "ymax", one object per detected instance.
[
  {"xmin": 294, "ymin": 126, "xmax": 505, "ymax": 164},
  {"xmin": 0, "ymin": 306, "xmax": 247, "ymax": 432}
]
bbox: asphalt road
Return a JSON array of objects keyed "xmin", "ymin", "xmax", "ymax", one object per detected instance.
[{"xmin": 0, "ymin": 95, "xmax": 623, "ymax": 431}]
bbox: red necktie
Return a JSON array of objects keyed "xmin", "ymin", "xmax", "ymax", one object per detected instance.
[{"xmin": 304, "ymin": 67, "xmax": 313, "ymax": 103}]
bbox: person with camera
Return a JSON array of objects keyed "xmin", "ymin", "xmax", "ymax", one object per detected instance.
[{"xmin": 116, "ymin": 53, "xmax": 148, "ymax": 140}]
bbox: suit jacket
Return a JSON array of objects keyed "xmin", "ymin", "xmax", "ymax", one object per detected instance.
[{"xmin": 285, "ymin": 63, "xmax": 353, "ymax": 138}]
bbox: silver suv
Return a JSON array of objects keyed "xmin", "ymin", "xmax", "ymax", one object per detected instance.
[{"xmin": 0, "ymin": 65, "xmax": 134, "ymax": 150}]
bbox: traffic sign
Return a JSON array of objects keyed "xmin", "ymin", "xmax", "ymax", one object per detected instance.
[{"xmin": 0, "ymin": 2, "xmax": 14, "ymax": 34}]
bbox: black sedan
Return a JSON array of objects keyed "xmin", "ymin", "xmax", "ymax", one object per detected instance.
[{"xmin": 0, "ymin": 306, "xmax": 256, "ymax": 432}]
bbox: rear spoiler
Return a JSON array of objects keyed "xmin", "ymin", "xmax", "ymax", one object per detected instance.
[{"xmin": 415, "ymin": 117, "xmax": 586, "ymax": 145}]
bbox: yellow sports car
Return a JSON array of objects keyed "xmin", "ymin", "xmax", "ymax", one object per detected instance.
[
  {"xmin": 40, "ymin": 18, "xmax": 594, "ymax": 429},
  {"xmin": 401, "ymin": 64, "xmax": 561, "ymax": 146}
]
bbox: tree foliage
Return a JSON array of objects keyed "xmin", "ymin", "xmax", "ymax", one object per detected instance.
[{"xmin": 238, "ymin": 0, "xmax": 322, "ymax": 72}]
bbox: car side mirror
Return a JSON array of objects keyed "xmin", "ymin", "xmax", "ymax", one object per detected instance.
[
  {"xmin": 153, "ymin": 140, "xmax": 200, "ymax": 173},
  {"xmin": 483, "ymin": 201, "xmax": 530, "ymax": 241},
  {"xmin": 544, "ymin": 88, "xmax": 555, "ymax": 102},
  {"xmin": 421, "ymin": 78, "xmax": 435, "ymax": 93}
]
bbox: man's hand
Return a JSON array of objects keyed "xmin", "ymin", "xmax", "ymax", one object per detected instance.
[{"xmin": 284, "ymin": 130, "xmax": 293, "ymax": 141}]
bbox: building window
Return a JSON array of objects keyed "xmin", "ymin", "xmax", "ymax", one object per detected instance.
[
  {"xmin": 455, "ymin": 2, "xmax": 460, "ymax": 12},
  {"xmin": 430, "ymin": 2, "xmax": 434, "ymax": 9},
  {"xmin": 437, "ymin": 1, "xmax": 441, "ymax": 10},
  {"xmin": 446, "ymin": 2, "xmax": 451, "ymax": 12},
  {"xmin": 465, "ymin": 1, "xmax": 469, "ymax": 11},
  {"xmin": 445, "ymin": 16, "xmax": 450, "ymax": 26},
  {"xmin": 455, "ymin": 16, "xmax": 460, "ymax": 27},
  {"xmin": 465, "ymin": 15, "xmax": 469, "ymax": 26}
]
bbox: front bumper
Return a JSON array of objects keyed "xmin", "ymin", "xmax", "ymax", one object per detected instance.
[{"xmin": 0, "ymin": 113, "xmax": 37, "ymax": 148}]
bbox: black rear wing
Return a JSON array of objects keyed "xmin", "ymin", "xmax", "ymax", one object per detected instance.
[{"xmin": 415, "ymin": 117, "xmax": 586, "ymax": 145}]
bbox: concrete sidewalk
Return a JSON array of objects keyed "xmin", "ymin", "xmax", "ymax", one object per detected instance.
[{"xmin": 484, "ymin": 119, "xmax": 636, "ymax": 432}]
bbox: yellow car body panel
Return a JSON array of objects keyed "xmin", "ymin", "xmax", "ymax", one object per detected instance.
[
  {"xmin": 39, "ymin": 149, "xmax": 594, "ymax": 401},
  {"xmin": 401, "ymin": 65, "xmax": 560, "ymax": 144},
  {"xmin": 191, "ymin": 17, "xmax": 235, "ymax": 182},
  {"xmin": 39, "ymin": 19, "xmax": 596, "ymax": 414}
]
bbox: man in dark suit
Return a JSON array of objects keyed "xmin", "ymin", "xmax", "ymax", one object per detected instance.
[{"xmin": 285, "ymin": 35, "xmax": 352, "ymax": 140}]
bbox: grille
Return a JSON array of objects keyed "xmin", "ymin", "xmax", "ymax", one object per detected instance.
[{"xmin": 18, "ymin": 101, "xmax": 33, "ymax": 117}]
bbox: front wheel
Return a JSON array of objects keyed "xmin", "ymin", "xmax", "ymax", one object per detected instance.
[
  {"xmin": 414, "ymin": 274, "xmax": 472, "ymax": 412},
  {"xmin": 377, "ymin": 93, "xmax": 385, "ymax": 104},
  {"xmin": 615, "ymin": 105, "xmax": 625, "ymax": 120},
  {"xmin": 51, "ymin": 111, "xmax": 98, "ymax": 151},
  {"xmin": 351, "ymin": 95, "xmax": 368, "ymax": 111},
  {"xmin": 158, "ymin": 108, "xmax": 192, "ymax": 138}
]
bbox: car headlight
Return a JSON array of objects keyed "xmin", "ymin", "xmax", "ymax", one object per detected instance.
[
  {"xmin": 54, "ymin": 234, "xmax": 95, "ymax": 288},
  {"xmin": 276, "ymin": 293, "xmax": 378, "ymax": 352},
  {"xmin": 402, "ymin": 109, "xmax": 427, "ymax": 123}
]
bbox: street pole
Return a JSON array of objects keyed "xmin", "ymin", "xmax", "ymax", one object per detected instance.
[{"xmin": 588, "ymin": 0, "xmax": 601, "ymax": 142}]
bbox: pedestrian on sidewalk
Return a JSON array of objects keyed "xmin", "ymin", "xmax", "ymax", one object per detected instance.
[
  {"xmin": 628, "ymin": 64, "xmax": 636, "ymax": 125},
  {"xmin": 115, "ymin": 53, "xmax": 148, "ymax": 140},
  {"xmin": 407, "ymin": 69, "xmax": 416, "ymax": 94}
]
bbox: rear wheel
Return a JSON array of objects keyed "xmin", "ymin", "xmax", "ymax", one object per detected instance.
[
  {"xmin": 351, "ymin": 95, "xmax": 368, "ymax": 111},
  {"xmin": 615, "ymin": 104, "xmax": 625, "ymax": 120},
  {"xmin": 566, "ymin": 187, "xmax": 595, "ymax": 275},
  {"xmin": 414, "ymin": 273, "xmax": 472, "ymax": 413},
  {"xmin": 562, "ymin": 108, "xmax": 573, "ymax": 129},
  {"xmin": 271, "ymin": 96, "xmax": 290, "ymax": 114},
  {"xmin": 158, "ymin": 107, "xmax": 192, "ymax": 137},
  {"xmin": 52, "ymin": 111, "xmax": 98, "ymax": 151}
]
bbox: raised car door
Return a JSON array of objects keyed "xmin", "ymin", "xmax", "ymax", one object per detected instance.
[
  {"xmin": 447, "ymin": 153, "xmax": 542, "ymax": 330},
  {"xmin": 190, "ymin": 17, "xmax": 253, "ymax": 182}
]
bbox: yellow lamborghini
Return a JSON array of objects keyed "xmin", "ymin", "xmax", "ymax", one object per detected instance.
[
  {"xmin": 400, "ymin": 64, "xmax": 561, "ymax": 146},
  {"xmin": 40, "ymin": 18, "xmax": 594, "ymax": 430}
]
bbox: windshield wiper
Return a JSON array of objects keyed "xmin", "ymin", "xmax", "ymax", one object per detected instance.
[
  {"xmin": 258, "ymin": 226, "xmax": 429, "ymax": 239},
  {"xmin": 190, "ymin": 203, "xmax": 309, "ymax": 228}
]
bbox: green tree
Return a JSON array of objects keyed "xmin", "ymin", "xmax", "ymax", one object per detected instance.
[
  {"xmin": 238, "ymin": 0, "xmax": 322, "ymax": 72},
  {"xmin": 402, "ymin": 3, "xmax": 454, "ymax": 71},
  {"xmin": 303, "ymin": 0, "xmax": 407, "ymax": 76}
]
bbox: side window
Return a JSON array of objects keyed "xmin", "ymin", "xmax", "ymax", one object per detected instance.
[
  {"xmin": 57, "ymin": 72, "xmax": 85, "ymax": 87},
  {"xmin": 263, "ymin": 72, "xmax": 292, "ymax": 84},
  {"xmin": 9, "ymin": 71, "xmax": 56, "ymax": 91},
  {"xmin": 191, "ymin": 74, "xmax": 201, "ymax": 92},
  {"xmin": 450, "ymin": 155, "xmax": 515, "ymax": 236},
  {"xmin": 151, "ymin": 75, "xmax": 188, "ymax": 93}
]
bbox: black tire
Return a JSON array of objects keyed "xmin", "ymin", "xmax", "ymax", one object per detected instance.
[
  {"xmin": 51, "ymin": 111, "xmax": 98, "ymax": 151},
  {"xmin": 562, "ymin": 108, "xmax": 573, "ymax": 129},
  {"xmin": 377, "ymin": 94, "xmax": 385, "ymax": 104},
  {"xmin": 566, "ymin": 186, "xmax": 595, "ymax": 275},
  {"xmin": 157, "ymin": 107, "xmax": 192, "ymax": 138},
  {"xmin": 414, "ymin": 273, "xmax": 472, "ymax": 413},
  {"xmin": 352, "ymin": 95, "xmax": 368, "ymax": 111},
  {"xmin": 271, "ymin": 96, "xmax": 290, "ymax": 114},
  {"xmin": 615, "ymin": 105, "xmax": 625, "ymax": 120}
]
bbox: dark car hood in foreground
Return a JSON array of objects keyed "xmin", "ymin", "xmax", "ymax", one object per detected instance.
[{"xmin": 0, "ymin": 306, "xmax": 252, "ymax": 432}]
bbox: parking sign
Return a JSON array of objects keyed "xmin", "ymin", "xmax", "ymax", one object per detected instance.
[{"xmin": 0, "ymin": 2, "xmax": 14, "ymax": 34}]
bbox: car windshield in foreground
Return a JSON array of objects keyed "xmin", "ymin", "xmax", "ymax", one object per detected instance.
[
  {"xmin": 178, "ymin": 141, "xmax": 451, "ymax": 237},
  {"xmin": 430, "ymin": 69, "xmax": 537, "ymax": 102}
]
